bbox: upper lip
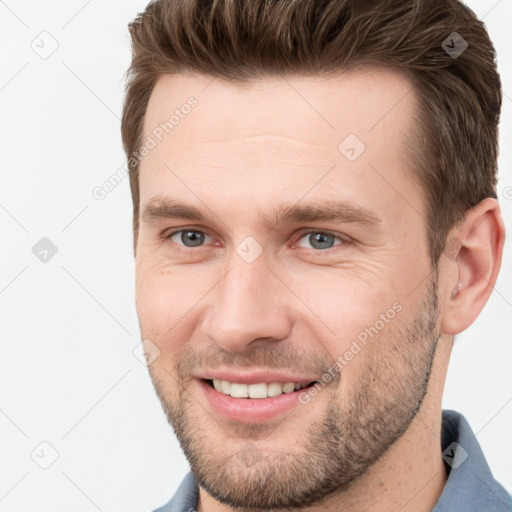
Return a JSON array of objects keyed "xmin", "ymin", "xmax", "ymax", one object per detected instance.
[{"xmin": 194, "ymin": 369, "xmax": 319, "ymax": 385}]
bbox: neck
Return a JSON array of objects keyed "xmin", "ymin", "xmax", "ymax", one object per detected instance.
[{"xmin": 315, "ymin": 406, "xmax": 448, "ymax": 512}]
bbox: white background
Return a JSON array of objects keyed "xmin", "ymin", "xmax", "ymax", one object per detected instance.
[{"xmin": 0, "ymin": 1, "xmax": 511, "ymax": 511}]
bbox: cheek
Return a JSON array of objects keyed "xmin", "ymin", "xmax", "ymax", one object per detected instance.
[
  {"xmin": 290, "ymin": 266, "xmax": 398, "ymax": 334},
  {"xmin": 287, "ymin": 269, "xmax": 406, "ymax": 383},
  {"xmin": 322, "ymin": 313, "xmax": 408, "ymax": 405},
  {"xmin": 135, "ymin": 269, "xmax": 169, "ymax": 339},
  {"xmin": 135, "ymin": 257, "xmax": 212, "ymax": 353}
]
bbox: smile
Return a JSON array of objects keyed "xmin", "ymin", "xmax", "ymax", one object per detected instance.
[{"xmin": 207, "ymin": 379, "xmax": 318, "ymax": 398}]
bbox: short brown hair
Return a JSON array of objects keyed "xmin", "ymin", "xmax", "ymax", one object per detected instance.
[{"xmin": 121, "ymin": 0, "xmax": 501, "ymax": 263}]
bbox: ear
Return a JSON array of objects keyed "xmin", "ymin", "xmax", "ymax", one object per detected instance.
[{"xmin": 440, "ymin": 198, "xmax": 506, "ymax": 335}]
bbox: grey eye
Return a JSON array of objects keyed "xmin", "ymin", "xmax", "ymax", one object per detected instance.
[
  {"xmin": 170, "ymin": 230, "xmax": 209, "ymax": 247},
  {"xmin": 297, "ymin": 232, "xmax": 342, "ymax": 250}
]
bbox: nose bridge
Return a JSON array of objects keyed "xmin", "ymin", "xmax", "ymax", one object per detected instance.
[{"xmin": 201, "ymin": 251, "xmax": 291, "ymax": 352}]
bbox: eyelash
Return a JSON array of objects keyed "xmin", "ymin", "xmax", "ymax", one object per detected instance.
[{"xmin": 163, "ymin": 228, "xmax": 351, "ymax": 254}]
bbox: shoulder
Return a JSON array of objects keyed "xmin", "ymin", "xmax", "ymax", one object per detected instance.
[
  {"xmin": 152, "ymin": 472, "xmax": 198, "ymax": 512},
  {"xmin": 432, "ymin": 410, "xmax": 512, "ymax": 512}
]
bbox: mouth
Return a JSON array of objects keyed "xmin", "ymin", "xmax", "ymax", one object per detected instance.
[
  {"xmin": 197, "ymin": 374, "xmax": 324, "ymax": 422},
  {"xmin": 203, "ymin": 378, "xmax": 320, "ymax": 398}
]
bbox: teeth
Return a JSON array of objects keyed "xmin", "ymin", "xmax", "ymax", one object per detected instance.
[
  {"xmin": 230, "ymin": 383, "xmax": 249, "ymax": 398},
  {"xmin": 220, "ymin": 380, "xmax": 231, "ymax": 395},
  {"xmin": 267, "ymin": 382, "xmax": 284, "ymax": 397},
  {"xmin": 211, "ymin": 379, "xmax": 311, "ymax": 399},
  {"xmin": 248, "ymin": 383, "xmax": 267, "ymax": 399},
  {"xmin": 282, "ymin": 382, "xmax": 295, "ymax": 393}
]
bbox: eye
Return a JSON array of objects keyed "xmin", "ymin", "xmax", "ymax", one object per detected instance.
[
  {"xmin": 164, "ymin": 228, "xmax": 349, "ymax": 253},
  {"xmin": 296, "ymin": 231, "xmax": 346, "ymax": 250},
  {"xmin": 167, "ymin": 229, "xmax": 212, "ymax": 248}
]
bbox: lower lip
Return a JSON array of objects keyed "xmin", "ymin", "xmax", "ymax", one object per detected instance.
[{"xmin": 198, "ymin": 379, "xmax": 314, "ymax": 423}]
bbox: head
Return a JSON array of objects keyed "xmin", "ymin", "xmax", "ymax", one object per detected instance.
[{"xmin": 122, "ymin": 0, "xmax": 505, "ymax": 509}]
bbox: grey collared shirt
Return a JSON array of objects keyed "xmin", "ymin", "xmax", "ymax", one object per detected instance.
[{"xmin": 153, "ymin": 409, "xmax": 512, "ymax": 511}]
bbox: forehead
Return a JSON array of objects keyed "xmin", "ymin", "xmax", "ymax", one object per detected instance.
[
  {"xmin": 138, "ymin": 68, "xmax": 423, "ymax": 221},
  {"xmin": 144, "ymin": 67, "xmax": 416, "ymax": 151}
]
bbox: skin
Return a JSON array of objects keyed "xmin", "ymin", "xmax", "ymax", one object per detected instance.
[{"xmin": 134, "ymin": 68, "xmax": 505, "ymax": 512}]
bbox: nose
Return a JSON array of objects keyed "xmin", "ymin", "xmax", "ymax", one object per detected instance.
[{"xmin": 199, "ymin": 255, "xmax": 292, "ymax": 352}]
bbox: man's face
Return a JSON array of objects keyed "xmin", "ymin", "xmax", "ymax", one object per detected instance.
[{"xmin": 135, "ymin": 69, "xmax": 443, "ymax": 508}]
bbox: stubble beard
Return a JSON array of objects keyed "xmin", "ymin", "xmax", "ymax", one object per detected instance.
[{"xmin": 148, "ymin": 274, "xmax": 441, "ymax": 511}]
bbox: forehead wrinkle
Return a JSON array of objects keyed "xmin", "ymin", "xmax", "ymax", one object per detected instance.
[{"xmin": 164, "ymin": 135, "xmax": 338, "ymax": 158}]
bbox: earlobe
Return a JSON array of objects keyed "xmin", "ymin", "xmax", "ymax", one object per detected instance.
[{"xmin": 441, "ymin": 198, "xmax": 505, "ymax": 336}]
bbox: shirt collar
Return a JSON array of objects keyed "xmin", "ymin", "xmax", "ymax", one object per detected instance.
[{"xmin": 154, "ymin": 409, "xmax": 512, "ymax": 511}]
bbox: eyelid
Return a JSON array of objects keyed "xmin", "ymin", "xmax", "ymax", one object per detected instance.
[{"xmin": 163, "ymin": 225, "xmax": 209, "ymax": 237}]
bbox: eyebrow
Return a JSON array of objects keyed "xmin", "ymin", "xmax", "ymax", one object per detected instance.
[{"xmin": 141, "ymin": 196, "xmax": 381, "ymax": 230}]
